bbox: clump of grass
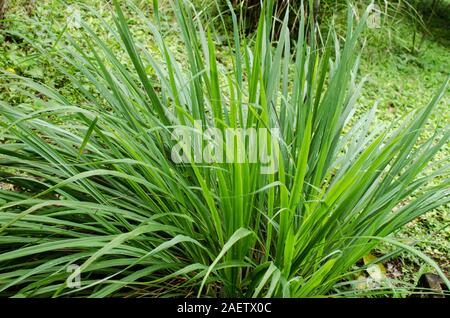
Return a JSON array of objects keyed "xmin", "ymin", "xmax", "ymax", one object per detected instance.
[{"xmin": 0, "ymin": 0, "xmax": 448, "ymax": 297}]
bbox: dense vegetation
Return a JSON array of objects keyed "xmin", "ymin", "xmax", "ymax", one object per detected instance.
[{"xmin": 0, "ymin": 0, "xmax": 448, "ymax": 297}]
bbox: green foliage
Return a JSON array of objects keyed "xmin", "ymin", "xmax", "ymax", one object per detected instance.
[{"xmin": 0, "ymin": 0, "xmax": 449, "ymax": 297}]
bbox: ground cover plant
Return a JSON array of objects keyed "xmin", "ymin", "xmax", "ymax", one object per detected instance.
[{"xmin": 0, "ymin": 0, "xmax": 449, "ymax": 297}]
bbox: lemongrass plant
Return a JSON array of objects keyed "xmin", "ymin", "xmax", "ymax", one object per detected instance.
[{"xmin": 0, "ymin": 0, "xmax": 448, "ymax": 297}]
